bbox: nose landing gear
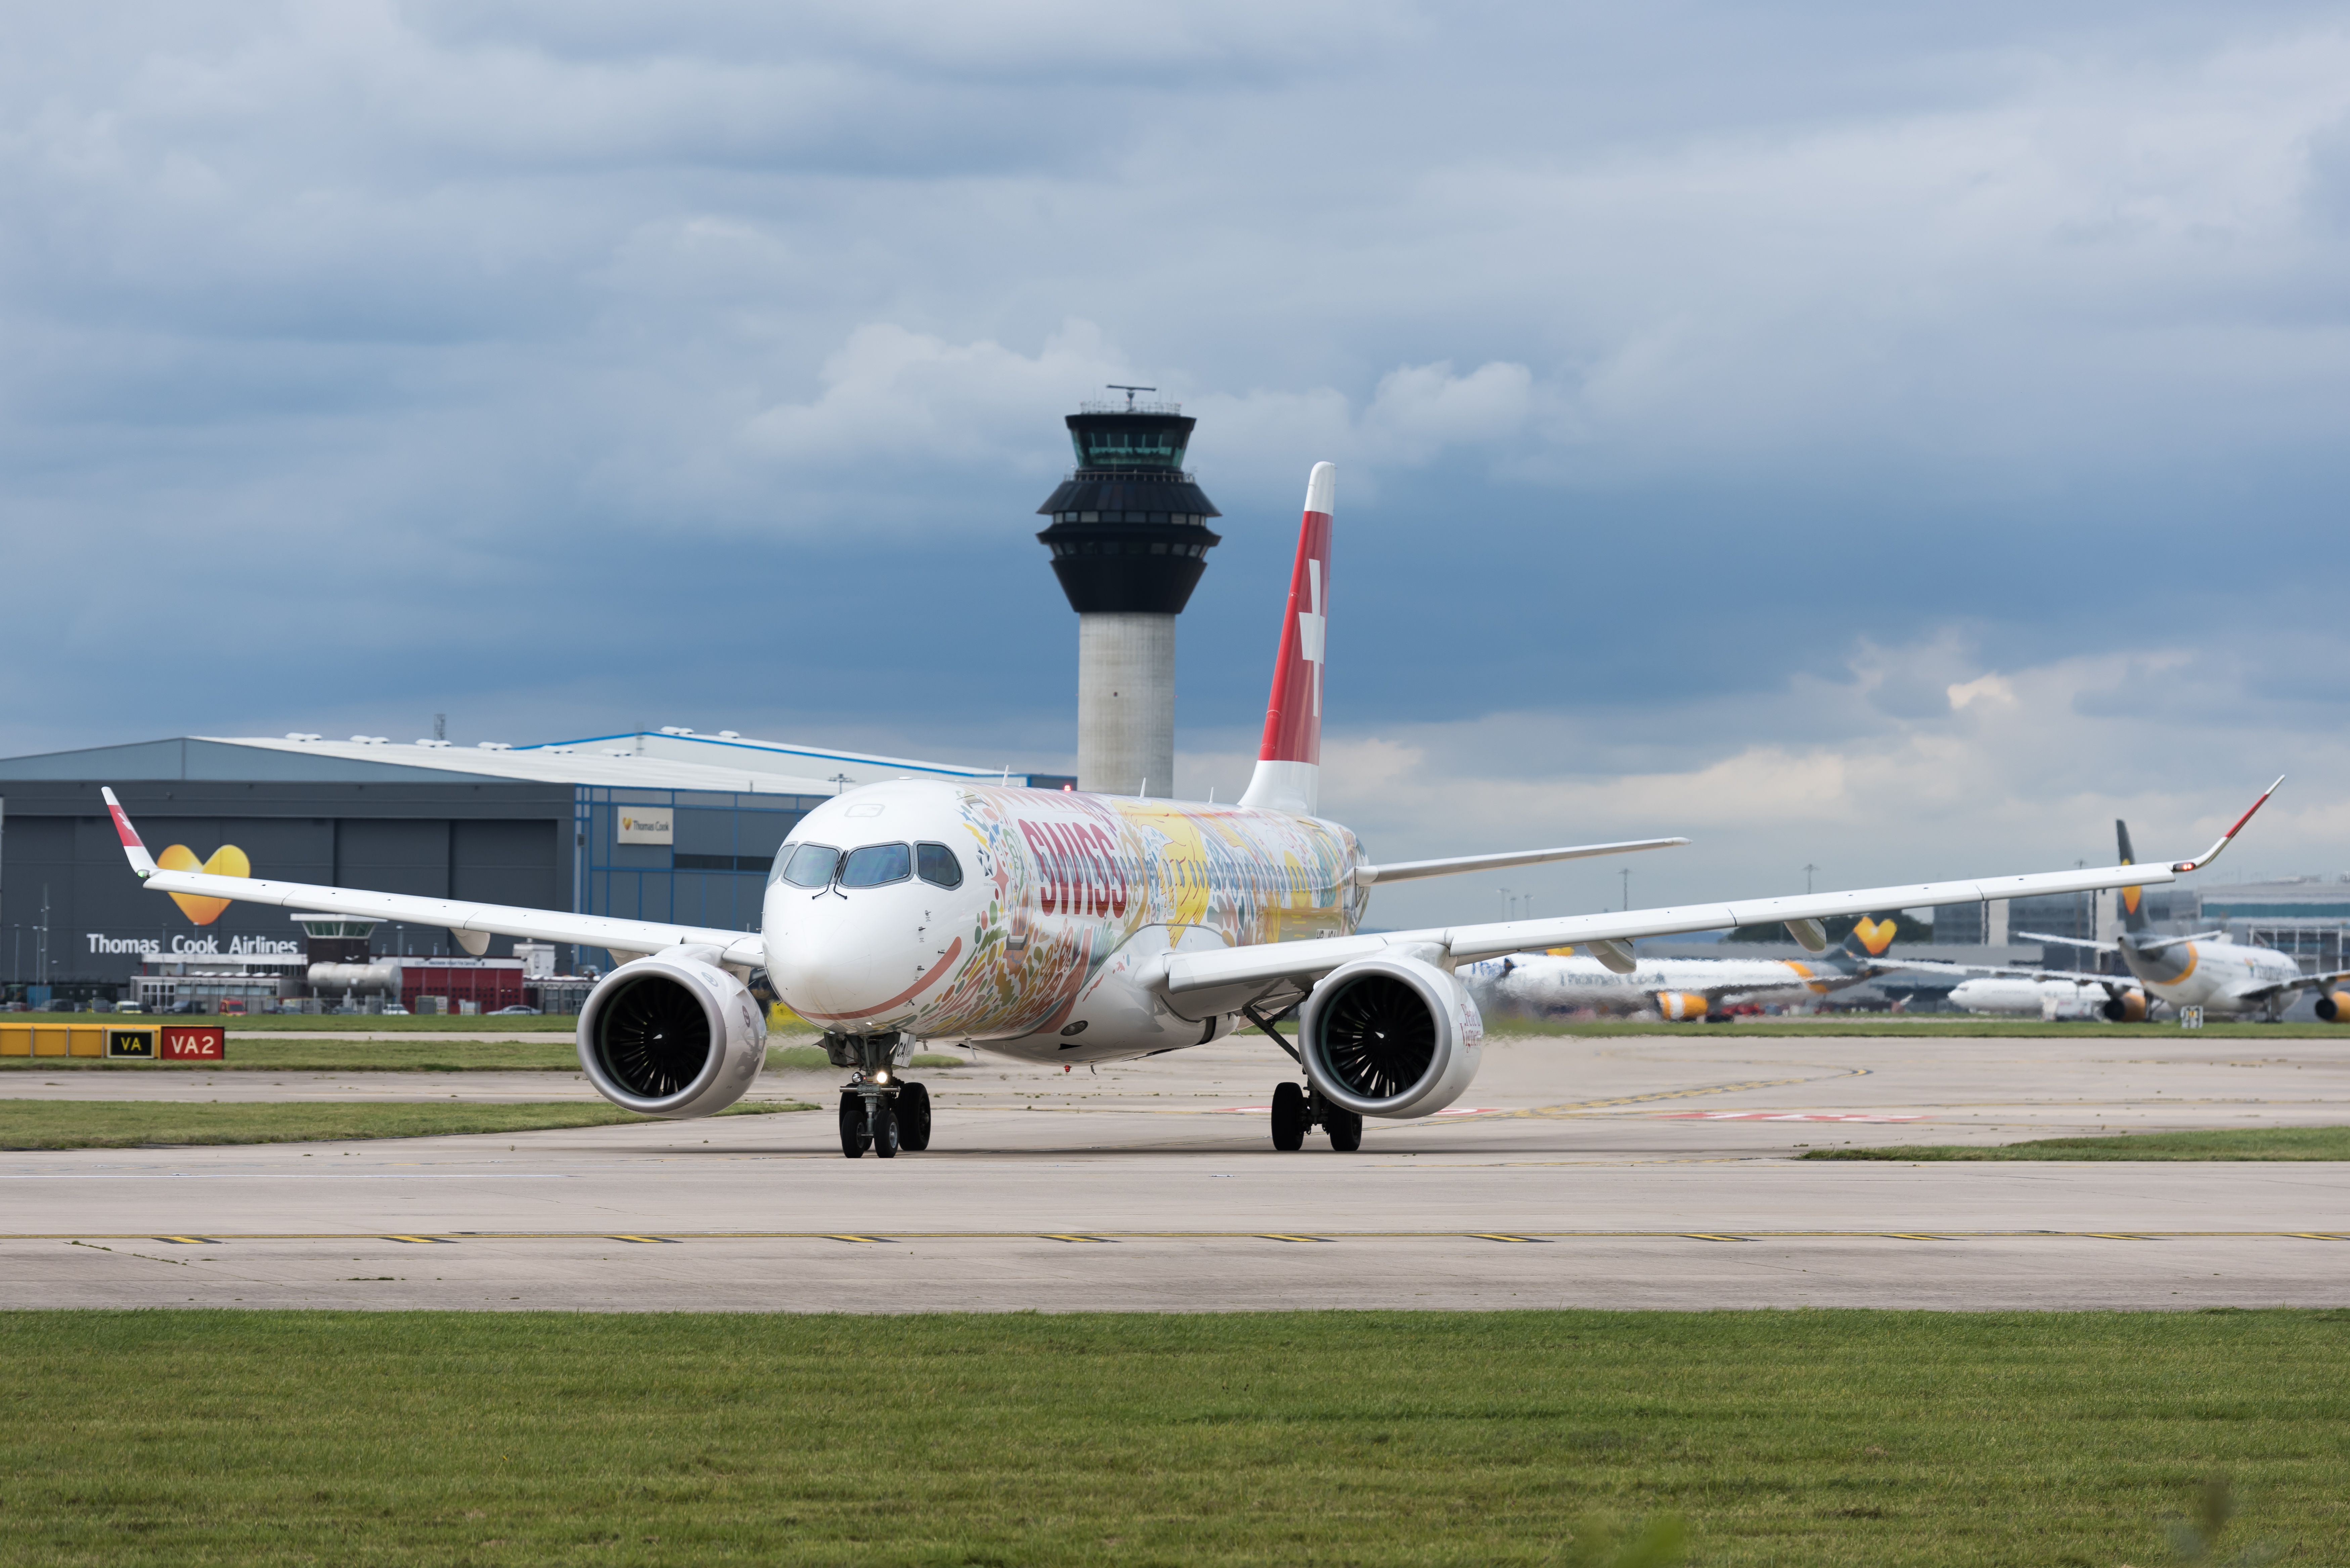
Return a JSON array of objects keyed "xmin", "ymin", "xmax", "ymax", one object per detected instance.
[
  {"xmin": 829, "ymin": 1031, "xmax": 934, "ymax": 1159},
  {"xmin": 1270, "ymin": 1081, "xmax": 1363, "ymax": 1152}
]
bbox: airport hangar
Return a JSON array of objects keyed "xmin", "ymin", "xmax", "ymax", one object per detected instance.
[{"xmin": 0, "ymin": 731, "xmax": 1072, "ymax": 1008}]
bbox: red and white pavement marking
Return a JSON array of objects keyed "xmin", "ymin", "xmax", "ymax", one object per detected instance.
[
  {"xmin": 1661, "ymin": 1111, "xmax": 1926, "ymax": 1123},
  {"xmin": 1213, "ymin": 1106, "xmax": 1503, "ymax": 1116}
]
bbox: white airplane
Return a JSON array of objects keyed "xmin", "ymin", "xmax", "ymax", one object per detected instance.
[
  {"xmin": 1944, "ymin": 974, "xmax": 2119, "ymax": 1019},
  {"xmin": 99, "ymin": 463, "xmax": 2263, "ymax": 1157},
  {"xmin": 1460, "ymin": 916, "xmax": 1915, "ymax": 1021},
  {"xmin": 1997, "ymin": 814, "xmax": 2338, "ymax": 1023}
]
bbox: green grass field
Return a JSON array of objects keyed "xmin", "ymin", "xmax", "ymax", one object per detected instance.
[
  {"xmin": 0, "ymin": 1041, "xmax": 968, "ymax": 1073},
  {"xmin": 0, "ymin": 1099, "xmax": 813, "ymax": 1150},
  {"xmin": 1483, "ymin": 1015, "xmax": 2350, "ymax": 1039},
  {"xmin": 7, "ymin": 1011, "xmax": 583, "ymax": 1032},
  {"xmin": 0, "ymin": 1309, "xmax": 2341, "ymax": 1565},
  {"xmin": 1804, "ymin": 1125, "xmax": 2350, "ymax": 1161}
]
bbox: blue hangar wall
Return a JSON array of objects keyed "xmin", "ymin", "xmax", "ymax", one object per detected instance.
[{"xmin": 0, "ymin": 741, "xmax": 828, "ymax": 990}]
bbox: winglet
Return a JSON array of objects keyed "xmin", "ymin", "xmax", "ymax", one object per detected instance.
[
  {"xmin": 100, "ymin": 788, "xmax": 159, "ymax": 878},
  {"xmin": 2171, "ymin": 776, "xmax": 2282, "ymax": 874}
]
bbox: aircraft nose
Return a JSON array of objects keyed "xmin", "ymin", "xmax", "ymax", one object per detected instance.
[{"xmin": 763, "ymin": 884, "xmax": 936, "ymax": 1029}]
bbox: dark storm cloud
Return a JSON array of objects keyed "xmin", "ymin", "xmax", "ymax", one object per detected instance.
[{"xmin": 2, "ymin": 0, "xmax": 2347, "ymax": 906}]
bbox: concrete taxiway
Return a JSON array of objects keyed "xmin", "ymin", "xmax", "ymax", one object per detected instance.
[{"xmin": 4, "ymin": 1031, "xmax": 2346, "ymax": 1312}]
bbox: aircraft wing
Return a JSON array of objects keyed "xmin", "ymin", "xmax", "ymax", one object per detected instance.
[
  {"xmin": 1868, "ymin": 957, "xmax": 2123, "ymax": 985},
  {"xmin": 1161, "ymin": 861, "xmax": 2172, "ymax": 1000},
  {"xmin": 1353, "ymin": 836, "xmax": 1686, "ymax": 886},
  {"xmin": 102, "ymin": 789, "xmax": 766, "ymax": 970},
  {"xmin": 2012, "ymin": 929, "xmax": 2225, "ymax": 955},
  {"xmin": 2229, "ymin": 967, "xmax": 2350, "ymax": 1005}
]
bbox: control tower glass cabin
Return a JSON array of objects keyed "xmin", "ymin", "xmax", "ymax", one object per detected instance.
[{"xmin": 1036, "ymin": 403, "xmax": 1223, "ymax": 797}]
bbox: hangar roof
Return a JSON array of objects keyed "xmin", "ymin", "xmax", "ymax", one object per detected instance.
[{"xmin": 0, "ymin": 733, "xmax": 976, "ymax": 797}]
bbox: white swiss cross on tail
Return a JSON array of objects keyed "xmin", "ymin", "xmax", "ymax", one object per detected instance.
[{"xmin": 1238, "ymin": 462, "xmax": 1336, "ymax": 817}]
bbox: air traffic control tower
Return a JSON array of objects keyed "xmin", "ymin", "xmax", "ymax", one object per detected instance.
[{"xmin": 1035, "ymin": 389, "xmax": 1222, "ymax": 797}]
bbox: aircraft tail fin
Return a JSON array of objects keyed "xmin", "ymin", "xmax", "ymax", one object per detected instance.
[
  {"xmin": 2116, "ymin": 819, "xmax": 2150, "ymax": 932},
  {"xmin": 1839, "ymin": 912, "xmax": 1903, "ymax": 962},
  {"xmin": 1238, "ymin": 462, "xmax": 1334, "ymax": 816}
]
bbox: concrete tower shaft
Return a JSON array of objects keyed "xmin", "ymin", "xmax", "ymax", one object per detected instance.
[{"xmin": 1036, "ymin": 401, "xmax": 1222, "ymax": 797}]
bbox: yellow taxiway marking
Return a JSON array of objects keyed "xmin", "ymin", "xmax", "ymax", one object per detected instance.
[{"xmin": 7, "ymin": 1229, "xmax": 2336, "ymax": 1243}]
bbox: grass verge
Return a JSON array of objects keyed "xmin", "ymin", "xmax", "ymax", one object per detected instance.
[
  {"xmin": 0, "ymin": 1099, "xmax": 812, "ymax": 1150},
  {"xmin": 1801, "ymin": 1124, "xmax": 2350, "ymax": 1161},
  {"xmin": 0, "ymin": 1309, "xmax": 2342, "ymax": 1565},
  {"xmin": 8, "ymin": 1012, "xmax": 581, "ymax": 1032},
  {"xmin": 764, "ymin": 1044, "xmax": 968, "ymax": 1071},
  {"xmin": 1485, "ymin": 1016, "xmax": 2350, "ymax": 1039}
]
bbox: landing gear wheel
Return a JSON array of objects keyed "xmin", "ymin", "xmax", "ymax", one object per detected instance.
[
  {"xmin": 870, "ymin": 1098, "xmax": 900, "ymax": 1159},
  {"xmin": 1325, "ymin": 1105, "xmax": 1363, "ymax": 1153},
  {"xmin": 1270, "ymin": 1081, "xmax": 1308, "ymax": 1151},
  {"xmin": 838, "ymin": 1091, "xmax": 871, "ymax": 1159},
  {"xmin": 897, "ymin": 1081, "xmax": 932, "ymax": 1152}
]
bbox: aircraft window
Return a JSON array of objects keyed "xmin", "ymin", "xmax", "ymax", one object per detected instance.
[
  {"xmin": 839, "ymin": 843, "xmax": 912, "ymax": 887},
  {"xmin": 777, "ymin": 843, "xmax": 840, "ymax": 888},
  {"xmin": 916, "ymin": 842, "xmax": 963, "ymax": 888}
]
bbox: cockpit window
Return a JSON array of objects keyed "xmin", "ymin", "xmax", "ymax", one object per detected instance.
[
  {"xmin": 916, "ymin": 842, "xmax": 963, "ymax": 888},
  {"xmin": 777, "ymin": 843, "xmax": 840, "ymax": 888},
  {"xmin": 838, "ymin": 842, "xmax": 912, "ymax": 888}
]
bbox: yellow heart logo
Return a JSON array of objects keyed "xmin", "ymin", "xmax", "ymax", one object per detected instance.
[
  {"xmin": 2122, "ymin": 884, "xmax": 2141, "ymax": 916},
  {"xmin": 1852, "ymin": 915, "xmax": 1898, "ymax": 956},
  {"xmin": 156, "ymin": 843, "xmax": 250, "ymax": 925}
]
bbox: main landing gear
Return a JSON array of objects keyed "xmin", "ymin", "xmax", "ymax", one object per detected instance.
[
  {"xmin": 1270, "ymin": 1080, "xmax": 1362, "ymax": 1153},
  {"xmin": 829, "ymin": 1031, "xmax": 933, "ymax": 1160}
]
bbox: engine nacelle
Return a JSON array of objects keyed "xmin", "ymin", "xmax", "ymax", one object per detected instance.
[
  {"xmin": 2317, "ymin": 992, "xmax": 2350, "ymax": 1023},
  {"xmin": 2102, "ymin": 989, "xmax": 2149, "ymax": 1023},
  {"xmin": 1299, "ymin": 955, "xmax": 1482, "ymax": 1120},
  {"xmin": 1655, "ymin": 991, "xmax": 1712, "ymax": 1021},
  {"xmin": 577, "ymin": 951, "xmax": 767, "ymax": 1118}
]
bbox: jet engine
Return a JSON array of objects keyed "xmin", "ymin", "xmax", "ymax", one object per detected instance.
[
  {"xmin": 577, "ymin": 951, "xmax": 767, "ymax": 1118},
  {"xmin": 2316, "ymin": 992, "xmax": 2350, "ymax": 1023},
  {"xmin": 2101, "ymin": 989, "xmax": 2149, "ymax": 1023},
  {"xmin": 1655, "ymin": 992, "xmax": 1712, "ymax": 1021},
  {"xmin": 1299, "ymin": 955, "xmax": 1482, "ymax": 1119}
]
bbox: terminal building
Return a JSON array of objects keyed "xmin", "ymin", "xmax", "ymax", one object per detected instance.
[{"xmin": 0, "ymin": 730, "xmax": 1071, "ymax": 1008}]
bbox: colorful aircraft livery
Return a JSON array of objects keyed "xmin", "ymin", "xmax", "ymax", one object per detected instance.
[{"xmin": 101, "ymin": 459, "xmax": 2264, "ymax": 1159}]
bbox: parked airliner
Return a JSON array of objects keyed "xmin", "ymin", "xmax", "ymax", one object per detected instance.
[
  {"xmin": 1461, "ymin": 917, "xmax": 1914, "ymax": 1021},
  {"xmin": 2002, "ymin": 818, "xmax": 2335, "ymax": 1022},
  {"xmin": 102, "ymin": 463, "xmax": 2269, "ymax": 1156}
]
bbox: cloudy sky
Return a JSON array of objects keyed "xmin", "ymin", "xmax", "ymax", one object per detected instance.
[{"xmin": 4, "ymin": 1, "xmax": 2349, "ymax": 926}]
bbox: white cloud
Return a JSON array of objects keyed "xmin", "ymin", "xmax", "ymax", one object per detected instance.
[{"xmin": 1169, "ymin": 636, "xmax": 2348, "ymax": 929}]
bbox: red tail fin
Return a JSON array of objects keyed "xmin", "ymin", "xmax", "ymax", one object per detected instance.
[{"xmin": 1239, "ymin": 462, "xmax": 1334, "ymax": 815}]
